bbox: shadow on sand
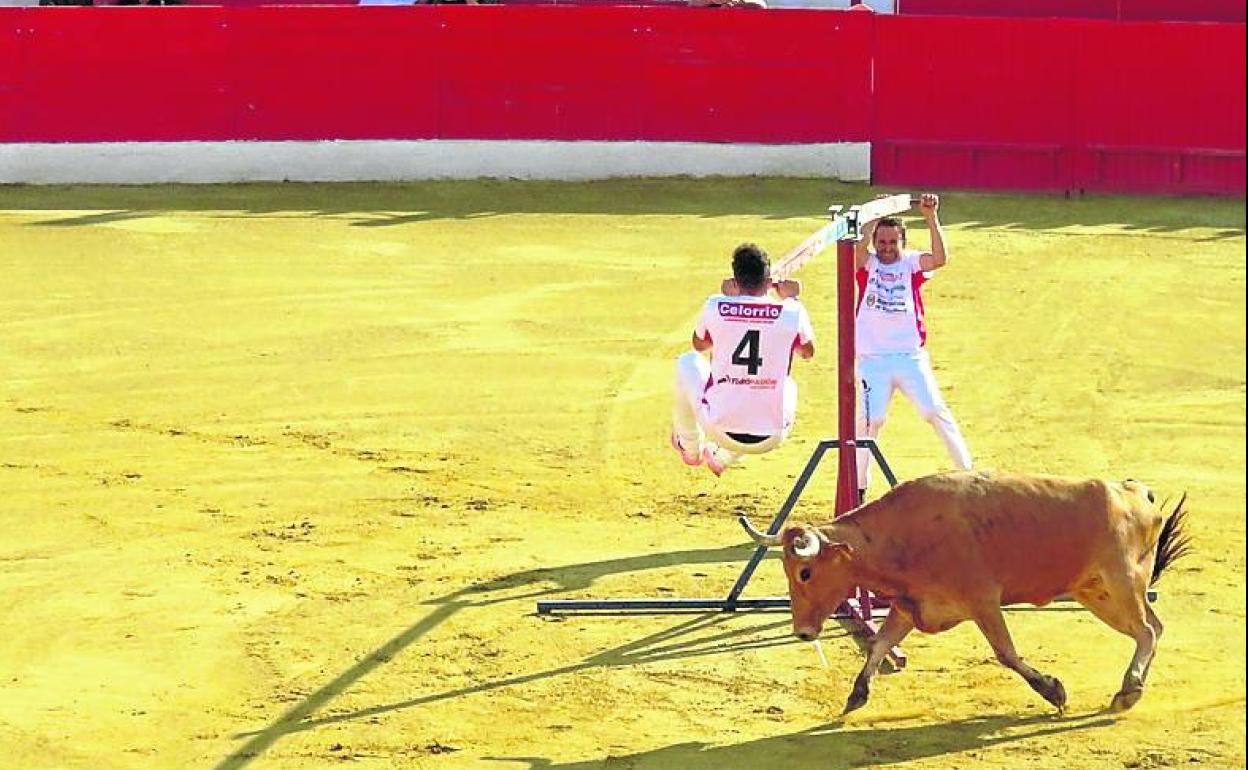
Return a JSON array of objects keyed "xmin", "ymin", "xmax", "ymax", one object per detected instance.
[
  {"xmin": 215, "ymin": 542, "xmax": 794, "ymax": 769},
  {"xmin": 490, "ymin": 710, "xmax": 1117, "ymax": 769},
  {"xmin": 214, "ymin": 535, "xmax": 1118, "ymax": 769},
  {"xmin": 4, "ymin": 179, "xmax": 1242, "ymax": 237}
]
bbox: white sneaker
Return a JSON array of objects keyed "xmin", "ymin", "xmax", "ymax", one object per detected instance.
[
  {"xmin": 670, "ymin": 432, "xmax": 702, "ymax": 467},
  {"xmin": 702, "ymin": 444, "xmax": 728, "ymax": 477}
]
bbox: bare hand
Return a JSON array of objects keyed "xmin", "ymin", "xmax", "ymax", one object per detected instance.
[
  {"xmin": 721, "ymin": 277, "xmax": 741, "ymax": 296},
  {"xmin": 773, "ymin": 279, "xmax": 801, "ymax": 299},
  {"xmin": 919, "ymin": 193, "xmax": 940, "ymax": 220}
]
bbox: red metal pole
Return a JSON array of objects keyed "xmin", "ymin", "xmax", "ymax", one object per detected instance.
[
  {"xmin": 835, "ymin": 237, "xmax": 859, "ymax": 516},
  {"xmin": 832, "ymin": 212, "xmax": 905, "ymax": 669}
]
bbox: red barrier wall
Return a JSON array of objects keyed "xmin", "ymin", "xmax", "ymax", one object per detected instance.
[
  {"xmin": 0, "ymin": 7, "xmax": 1242, "ymax": 194},
  {"xmin": 870, "ymin": 15, "xmax": 1245, "ymax": 193}
]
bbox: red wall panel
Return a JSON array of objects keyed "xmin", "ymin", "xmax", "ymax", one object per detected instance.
[
  {"xmin": 1070, "ymin": 21, "xmax": 1245, "ymax": 192},
  {"xmin": 873, "ymin": 16, "xmax": 1078, "ymax": 146},
  {"xmin": 434, "ymin": 9, "xmax": 651, "ymax": 139},
  {"xmin": 872, "ymin": 15, "xmax": 1245, "ymax": 193},
  {"xmin": 221, "ymin": 7, "xmax": 440, "ymax": 140},
  {"xmin": 428, "ymin": 7, "xmax": 871, "ymax": 142},
  {"xmin": 1073, "ymin": 22, "xmax": 1245, "ymax": 151},
  {"xmin": 870, "ymin": 15, "xmax": 1079, "ymax": 190},
  {"xmin": 13, "ymin": 8, "xmax": 232, "ymax": 142},
  {"xmin": 639, "ymin": 8, "xmax": 871, "ymax": 142}
]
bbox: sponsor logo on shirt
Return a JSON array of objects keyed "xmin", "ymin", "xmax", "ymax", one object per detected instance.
[
  {"xmin": 725, "ymin": 376, "xmax": 779, "ymax": 389},
  {"xmin": 863, "ymin": 270, "xmax": 912, "ymax": 314},
  {"xmin": 718, "ymin": 302, "xmax": 782, "ymax": 322}
]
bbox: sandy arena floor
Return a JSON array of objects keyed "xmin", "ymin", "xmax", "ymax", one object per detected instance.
[{"xmin": 1, "ymin": 179, "xmax": 1244, "ymax": 769}]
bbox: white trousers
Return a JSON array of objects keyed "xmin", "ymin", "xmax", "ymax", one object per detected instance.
[
  {"xmin": 856, "ymin": 351, "xmax": 972, "ymax": 489},
  {"xmin": 673, "ymin": 351, "xmax": 796, "ymax": 465}
]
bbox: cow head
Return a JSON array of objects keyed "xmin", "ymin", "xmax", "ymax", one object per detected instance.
[{"xmin": 739, "ymin": 516, "xmax": 856, "ymax": 641}]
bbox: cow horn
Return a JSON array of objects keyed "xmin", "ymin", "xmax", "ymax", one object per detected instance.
[
  {"xmin": 791, "ymin": 528, "xmax": 822, "ymax": 559},
  {"xmin": 738, "ymin": 516, "xmax": 781, "ymax": 547}
]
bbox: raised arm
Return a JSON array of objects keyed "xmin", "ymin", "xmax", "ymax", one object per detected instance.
[
  {"xmin": 854, "ymin": 218, "xmax": 877, "ymax": 271},
  {"xmin": 917, "ymin": 193, "xmax": 948, "ymax": 272}
]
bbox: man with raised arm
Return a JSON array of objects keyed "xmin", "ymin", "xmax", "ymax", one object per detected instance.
[
  {"xmin": 853, "ymin": 193, "xmax": 972, "ymax": 501},
  {"xmin": 671, "ymin": 243, "xmax": 815, "ymax": 477}
]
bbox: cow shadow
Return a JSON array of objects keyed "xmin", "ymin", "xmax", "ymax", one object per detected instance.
[
  {"xmin": 215, "ymin": 542, "xmax": 790, "ymax": 769},
  {"xmin": 491, "ymin": 711, "xmax": 1117, "ymax": 770}
]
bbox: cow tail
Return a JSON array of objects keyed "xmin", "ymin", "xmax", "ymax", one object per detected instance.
[{"xmin": 1151, "ymin": 493, "xmax": 1192, "ymax": 586}]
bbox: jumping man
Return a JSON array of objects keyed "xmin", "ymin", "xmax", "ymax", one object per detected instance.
[{"xmin": 671, "ymin": 243, "xmax": 816, "ymax": 476}]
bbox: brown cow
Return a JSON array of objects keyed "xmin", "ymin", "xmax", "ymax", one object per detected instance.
[{"xmin": 740, "ymin": 470, "xmax": 1190, "ymax": 714}]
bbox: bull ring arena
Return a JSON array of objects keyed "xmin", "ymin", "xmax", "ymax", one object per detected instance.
[{"xmin": 1, "ymin": 2, "xmax": 1244, "ymax": 769}]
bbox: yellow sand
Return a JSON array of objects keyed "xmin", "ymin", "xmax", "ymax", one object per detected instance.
[{"xmin": 1, "ymin": 180, "xmax": 1243, "ymax": 769}]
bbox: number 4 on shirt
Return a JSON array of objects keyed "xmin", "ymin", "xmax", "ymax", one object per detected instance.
[{"xmin": 732, "ymin": 330, "xmax": 763, "ymax": 375}]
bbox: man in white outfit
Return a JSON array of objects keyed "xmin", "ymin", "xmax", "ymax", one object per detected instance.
[
  {"xmin": 671, "ymin": 243, "xmax": 816, "ymax": 476},
  {"xmin": 854, "ymin": 193, "xmax": 972, "ymax": 500}
]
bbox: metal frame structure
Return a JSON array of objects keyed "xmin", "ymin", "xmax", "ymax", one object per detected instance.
[{"xmin": 535, "ymin": 437, "xmax": 896, "ymax": 615}]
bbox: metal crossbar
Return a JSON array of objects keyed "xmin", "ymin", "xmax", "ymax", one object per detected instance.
[{"xmin": 772, "ymin": 194, "xmax": 913, "ymax": 280}]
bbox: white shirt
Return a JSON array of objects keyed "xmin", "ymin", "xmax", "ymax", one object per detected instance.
[
  {"xmin": 855, "ymin": 250, "xmax": 931, "ymax": 356},
  {"xmin": 695, "ymin": 293, "xmax": 814, "ymax": 435}
]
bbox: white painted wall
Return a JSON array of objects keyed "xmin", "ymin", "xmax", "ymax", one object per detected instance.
[{"xmin": 0, "ymin": 140, "xmax": 871, "ymax": 184}]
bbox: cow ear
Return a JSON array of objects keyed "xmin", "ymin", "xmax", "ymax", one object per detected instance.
[{"xmin": 826, "ymin": 542, "xmax": 854, "ymax": 562}]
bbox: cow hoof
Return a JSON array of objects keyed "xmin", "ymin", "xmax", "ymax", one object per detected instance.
[
  {"xmin": 1037, "ymin": 676, "xmax": 1067, "ymax": 711},
  {"xmin": 843, "ymin": 688, "xmax": 870, "ymax": 715},
  {"xmin": 1110, "ymin": 688, "xmax": 1143, "ymax": 712}
]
